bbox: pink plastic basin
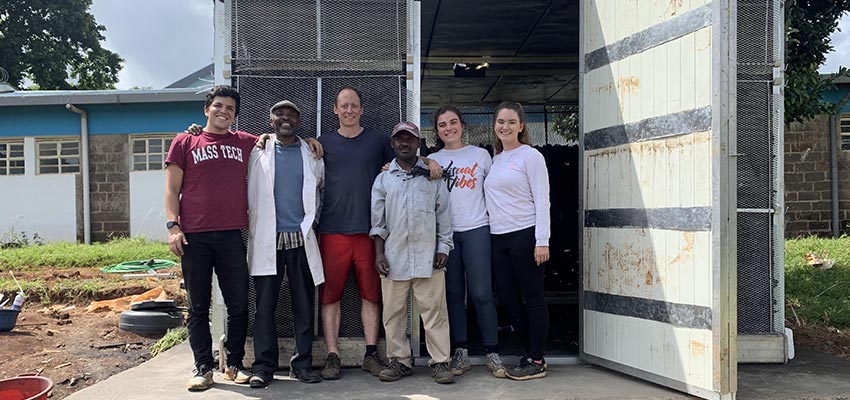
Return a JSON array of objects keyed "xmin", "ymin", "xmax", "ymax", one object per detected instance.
[{"xmin": 0, "ymin": 375, "xmax": 54, "ymax": 400}]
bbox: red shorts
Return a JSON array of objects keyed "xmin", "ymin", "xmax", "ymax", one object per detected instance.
[{"xmin": 319, "ymin": 233, "xmax": 382, "ymax": 305}]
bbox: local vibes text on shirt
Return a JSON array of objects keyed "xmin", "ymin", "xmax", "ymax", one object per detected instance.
[
  {"xmin": 445, "ymin": 162, "xmax": 479, "ymax": 191},
  {"xmin": 190, "ymin": 144, "xmax": 245, "ymax": 165}
]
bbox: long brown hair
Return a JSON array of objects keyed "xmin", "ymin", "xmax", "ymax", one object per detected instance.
[
  {"xmin": 492, "ymin": 101, "xmax": 529, "ymax": 154},
  {"xmin": 432, "ymin": 105, "xmax": 465, "ymax": 151}
]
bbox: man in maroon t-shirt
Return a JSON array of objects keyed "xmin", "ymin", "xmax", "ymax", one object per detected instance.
[{"xmin": 165, "ymin": 85, "xmax": 255, "ymax": 391}]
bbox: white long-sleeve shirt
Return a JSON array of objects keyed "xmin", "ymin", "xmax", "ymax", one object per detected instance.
[{"xmin": 483, "ymin": 144, "xmax": 551, "ymax": 246}]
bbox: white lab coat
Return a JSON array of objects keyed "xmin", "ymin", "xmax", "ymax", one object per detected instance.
[{"xmin": 247, "ymin": 137, "xmax": 325, "ymax": 285}]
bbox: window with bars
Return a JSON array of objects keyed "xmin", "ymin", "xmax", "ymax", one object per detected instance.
[
  {"xmin": 0, "ymin": 141, "xmax": 25, "ymax": 175},
  {"xmin": 841, "ymin": 114, "xmax": 850, "ymax": 151},
  {"xmin": 131, "ymin": 135, "xmax": 174, "ymax": 171},
  {"xmin": 38, "ymin": 139, "xmax": 80, "ymax": 174}
]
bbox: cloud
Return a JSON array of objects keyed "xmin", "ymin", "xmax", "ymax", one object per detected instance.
[
  {"xmin": 90, "ymin": 0, "xmax": 213, "ymax": 89},
  {"xmin": 821, "ymin": 13, "xmax": 850, "ymax": 74}
]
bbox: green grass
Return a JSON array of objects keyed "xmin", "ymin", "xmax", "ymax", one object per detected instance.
[
  {"xmin": 151, "ymin": 327, "xmax": 188, "ymax": 357},
  {"xmin": 785, "ymin": 236, "xmax": 850, "ymax": 328},
  {"xmin": 0, "ymin": 237, "xmax": 176, "ymax": 271},
  {"xmin": 0, "ymin": 276, "xmax": 157, "ymax": 305}
]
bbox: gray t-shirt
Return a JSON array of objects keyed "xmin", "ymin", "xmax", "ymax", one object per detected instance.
[{"xmin": 318, "ymin": 128, "xmax": 394, "ymax": 234}]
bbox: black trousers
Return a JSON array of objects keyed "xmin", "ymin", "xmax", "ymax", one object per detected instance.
[
  {"xmin": 491, "ymin": 226, "xmax": 549, "ymax": 360},
  {"xmin": 181, "ymin": 230, "xmax": 249, "ymax": 369},
  {"xmin": 252, "ymin": 246, "xmax": 315, "ymax": 373}
]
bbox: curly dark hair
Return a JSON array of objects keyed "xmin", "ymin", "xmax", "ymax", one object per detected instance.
[{"xmin": 204, "ymin": 85, "xmax": 241, "ymax": 117}]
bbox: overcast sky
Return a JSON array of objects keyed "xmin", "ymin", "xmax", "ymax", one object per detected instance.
[
  {"xmin": 821, "ymin": 15, "xmax": 850, "ymax": 74},
  {"xmin": 90, "ymin": 0, "xmax": 214, "ymax": 90},
  {"xmin": 89, "ymin": 1, "xmax": 849, "ymax": 89}
]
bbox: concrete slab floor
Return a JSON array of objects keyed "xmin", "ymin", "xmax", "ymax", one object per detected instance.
[{"xmin": 66, "ymin": 343, "xmax": 850, "ymax": 400}]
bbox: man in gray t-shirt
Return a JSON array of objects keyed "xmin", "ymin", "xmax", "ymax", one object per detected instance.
[
  {"xmin": 316, "ymin": 87, "xmax": 441, "ymax": 379},
  {"xmin": 315, "ymin": 86, "xmax": 392, "ymax": 379}
]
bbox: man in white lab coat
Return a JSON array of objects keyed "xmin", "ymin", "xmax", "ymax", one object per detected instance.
[{"xmin": 246, "ymin": 99, "xmax": 325, "ymax": 388}]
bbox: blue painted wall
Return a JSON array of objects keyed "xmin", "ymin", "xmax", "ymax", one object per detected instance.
[
  {"xmin": 822, "ymin": 86, "xmax": 850, "ymax": 113},
  {"xmin": 0, "ymin": 101, "xmax": 204, "ymax": 138}
]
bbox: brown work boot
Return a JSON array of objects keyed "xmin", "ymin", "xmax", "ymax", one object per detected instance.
[
  {"xmin": 378, "ymin": 359, "xmax": 413, "ymax": 382},
  {"xmin": 362, "ymin": 352, "xmax": 386, "ymax": 376},
  {"xmin": 321, "ymin": 352, "xmax": 341, "ymax": 380},
  {"xmin": 431, "ymin": 362, "xmax": 455, "ymax": 384}
]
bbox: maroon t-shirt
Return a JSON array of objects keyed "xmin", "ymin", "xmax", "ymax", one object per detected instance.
[{"xmin": 165, "ymin": 130, "xmax": 257, "ymax": 233}]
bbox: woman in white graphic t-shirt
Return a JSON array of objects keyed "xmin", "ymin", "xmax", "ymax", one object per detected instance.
[{"xmin": 427, "ymin": 105, "xmax": 505, "ymax": 378}]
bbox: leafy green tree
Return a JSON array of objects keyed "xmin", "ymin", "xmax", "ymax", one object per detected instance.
[
  {"xmin": 786, "ymin": 0, "xmax": 850, "ymax": 124},
  {"xmin": 549, "ymin": 106, "xmax": 579, "ymax": 142},
  {"xmin": 0, "ymin": 0, "xmax": 123, "ymax": 90}
]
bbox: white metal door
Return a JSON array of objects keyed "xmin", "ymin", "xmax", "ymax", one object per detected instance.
[{"xmin": 579, "ymin": 1, "xmax": 737, "ymax": 399}]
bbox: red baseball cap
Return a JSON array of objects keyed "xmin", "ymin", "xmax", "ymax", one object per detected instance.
[{"xmin": 391, "ymin": 122, "xmax": 420, "ymax": 138}]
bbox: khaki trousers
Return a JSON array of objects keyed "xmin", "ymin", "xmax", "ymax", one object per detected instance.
[{"xmin": 381, "ymin": 269, "xmax": 450, "ymax": 367}]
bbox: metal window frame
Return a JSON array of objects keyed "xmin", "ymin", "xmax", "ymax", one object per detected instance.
[
  {"xmin": 839, "ymin": 113, "xmax": 850, "ymax": 150},
  {"xmin": 0, "ymin": 139, "xmax": 26, "ymax": 175},
  {"xmin": 36, "ymin": 137, "xmax": 81, "ymax": 175},
  {"xmin": 129, "ymin": 133, "xmax": 176, "ymax": 171}
]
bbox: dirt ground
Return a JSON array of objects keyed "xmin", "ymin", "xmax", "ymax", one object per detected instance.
[
  {"xmin": 0, "ymin": 268, "xmax": 183, "ymax": 399},
  {"xmin": 789, "ymin": 324, "xmax": 850, "ymax": 360}
]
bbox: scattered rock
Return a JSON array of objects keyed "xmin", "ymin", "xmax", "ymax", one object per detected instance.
[
  {"xmin": 56, "ymin": 271, "xmax": 81, "ymax": 279},
  {"xmin": 50, "ymin": 310, "xmax": 71, "ymax": 320},
  {"xmin": 805, "ymin": 251, "xmax": 835, "ymax": 270}
]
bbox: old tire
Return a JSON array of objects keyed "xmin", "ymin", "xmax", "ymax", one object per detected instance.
[{"xmin": 119, "ymin": 309, "xmax": 183, "ymax": 335}]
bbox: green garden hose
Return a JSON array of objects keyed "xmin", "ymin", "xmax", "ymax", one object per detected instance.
[{"xmin": 100, "ymin": 259, "xmax": 178, "ymax": 273}]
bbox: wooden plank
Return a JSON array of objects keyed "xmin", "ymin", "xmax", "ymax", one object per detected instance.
[
  {"xmin": 694, "ymin": 26, "xmax": 712, "ymax": 109},
  {"xmin": 585, "ymin": 133, "xmax": 712, "ymax": 210},
  {"xmin": 586, "ymin": 227, "xmax": 710, "ymax": 302},
  {"xmin": 668, "ymin": 38, "xmax": 683, "ymax": 113},
  {"xmin": 585, "ymin": 311, "xmax": 715, "ymax": 391},
  {"xmin": 737, "ymin": 334, "xmax": 786, "ymax": 364},
  {"xmin": 681, "ymin": 30, "xmax": 697, "ymax": 112},
  {"xmin": 242, "ymin": 337, "xmax": 387, "ymax": 368}
]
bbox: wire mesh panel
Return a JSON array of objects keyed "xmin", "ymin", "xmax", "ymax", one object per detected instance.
[
  {"xmin": 319, "ymin": 77, "xmax": 408, "ymax": 136},
  {"xmin": 419, "ymin": 105, "xmax": 578, "ymax": 150},
  {"xmin": 736, "ymin": 0, "xmax": 784, "ymax": 334},
  {"xmin": 232, "ymin": 0, "xmax": 407, "ymax": 74},
  {"xmin": 230, "ymin": 0, "xmax": 410, "ymax": 339},
  {"xmin": 235, "ymin": 77, "xmax": 319, "ymax": 137}
]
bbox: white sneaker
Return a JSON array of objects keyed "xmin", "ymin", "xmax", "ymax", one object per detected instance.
[
  {"xmin": 223, "ymin": 364, "xmax": 251, "ymax": 384},
  {"xmin": 486, "ymin": 353, "xmax": 507, "ymax": 378},
  {"xmin": 449, "ymin": 348, "xmax": 471, "ymax": 375},
  {"xmin": 187, "ymin": 368, "xmax": 214, "ymax": 391}
]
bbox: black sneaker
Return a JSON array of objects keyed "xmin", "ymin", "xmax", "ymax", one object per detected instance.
[
  {"xmin": 506, "ymin": 357, "xmax": 546, "ymax": 381},
  {"xmin": 249, "ymin": 370, "xmax": 273, "ymax": 388},
  {"xmin": 290, "ymin": 367, "xmax": 322, "ymax": 383},
  {"xmin": 378, "ymin": 360, "xmax": 413, "ymax": 382},
  {"xmin": 321, "ymin": 353, "xmax": 341, "ymax": 380}
]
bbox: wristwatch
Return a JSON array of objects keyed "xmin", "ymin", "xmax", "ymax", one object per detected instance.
[{"xmin": 166, "ymin": 221, "xmax": 180, "ymax": 230}]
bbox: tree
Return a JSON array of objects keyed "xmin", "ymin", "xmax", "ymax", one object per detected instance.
[
  {"xmin": 786, "ymin": 0, "xmax": 850, "ymax": 124},
  {"xmin": 549, "ymin": 106, "xmax": 579, "ymax": 142},
  {"xmin": 0, "ymin": 0, "xmax": 123, "ymax": 90}
]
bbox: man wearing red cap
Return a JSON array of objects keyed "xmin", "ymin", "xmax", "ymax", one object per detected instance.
[{"xmin": 370, "ymin": 122, "xmax": 455, "ymax": 384}]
